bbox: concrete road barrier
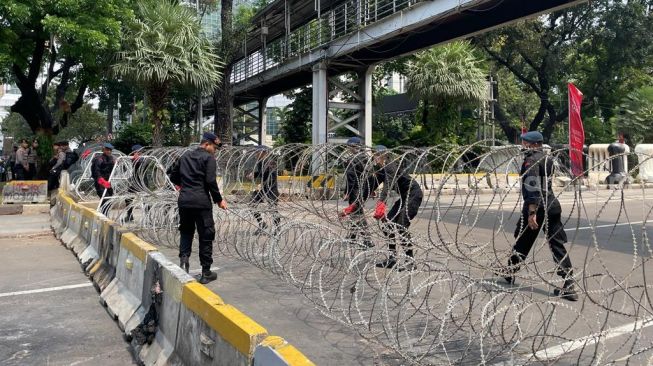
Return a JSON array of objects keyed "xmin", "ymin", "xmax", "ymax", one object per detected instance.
[
  {"xmin": 135, "ymin": 251, "xmax": 196, "ymax": 364},
  {"xmin": 50, "ymin": 190, "xmax": 314, "ymax": 365},
  {"xmin": 635, "ymin": 144, "xmax": 653, "ymax": 182},
  {"xmin": 2, "ymin": 180, "xmax": 48, "ymax": 204},
  {"xmin": 176, "ymin": 282, "xmax": 268, "ymax": 365},
  {"xmin": 101, "ymin": 232, "xmax": 157, "ymax": 332}
]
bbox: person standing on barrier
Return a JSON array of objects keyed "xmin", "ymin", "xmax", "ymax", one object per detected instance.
[
  {"xmin": 372, "ymin": 146, "xmax": 423, "ymax": 271},
  {"xmin": 339, "ymin": 137, "xmax": 374, "ymax": 248},
  {"xmin": 500, "ymin": 131, "xmax": 578, "ymax": 302},
  {"xmin": 14, "ymin": 139, "xmax": 29, "ymax": 180},
  {"xmin": 170, "ymin": 132, "xmax": 227, "ymax": 284},
  {"xmin": 92, "ymin": 143, "xmax": 116, "ymax": 216},
  {"xmin": 247, "ymin": 145, "xmax": 280, "ymax": 235}
]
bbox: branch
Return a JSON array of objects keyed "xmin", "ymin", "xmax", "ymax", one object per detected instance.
[
  {"xmin": 12, "ymin": 64, "xmax": 28, "ymax": 86},
  {"xmin": 27, "ymin": 36, "xmax": 46, "ymax": 83},
  {"xmin": 482, "ymin": 45, "xmax": 542, "ymax": 95},
  {"xmin": 41, "ymin": 45, "xmax": 58, "ymax": 100}
]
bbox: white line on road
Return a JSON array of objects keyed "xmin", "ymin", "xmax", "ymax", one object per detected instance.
[
  {"xmin": 528, "ymin": 316, "xmax": 653, "ymax": 361},
  {"xmin": 0, "ymin": 283, "xmax": 92, "ymax": 298},
  {"xmin": 565, "ymin": 221, "xmax": 645, "ymax": 231}
]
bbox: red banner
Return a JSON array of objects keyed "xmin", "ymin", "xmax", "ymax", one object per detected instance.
[{"xmin": 568, "ymin": 83, "xmax": 585, "ymax": 177}]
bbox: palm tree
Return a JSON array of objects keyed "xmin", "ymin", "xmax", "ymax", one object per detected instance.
[
  {"xmin": 113, "ymin": 0, "xmax": 223, "ymax": 146},
  {"xmin": 406, "ymin": 41, "xmax": 487, "ymax": 144}
]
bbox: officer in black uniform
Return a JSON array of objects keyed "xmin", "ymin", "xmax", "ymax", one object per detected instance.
[
  {"xmin": 247, "ymin": 145, "xmax": 280, "ymax": 235},
  {"xmin": 501, "ymin": 131, "xmax": 577, "ymax": 301},
  {"xmin": 339, "ymin": 137, "xmax": 374, "ymax": 248},
  {"xmin": 92, "ymin": 143, "xmax": 116, "ymax": 216},
  {"xmin": 373, "ymin": 145, "xmax": 423, "ymax": 270},
  {"xmin": 169, "ymin": 132, "xmax": 227, "ymax": 284}
]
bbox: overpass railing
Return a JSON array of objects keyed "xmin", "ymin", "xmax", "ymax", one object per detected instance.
[{"xmin": 232, "ymin": 0, "xmax": 423, "ymax": 83}]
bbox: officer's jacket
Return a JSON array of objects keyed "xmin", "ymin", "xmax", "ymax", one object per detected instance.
[
  {"xmin": 520, "ymin": 149, "xmax": 561, "ymax": 215},
  {"xmin": 254, "ymin": 159, "xmax": 279, "ymax": 198},
  {"xmin": 344, "ymin": 153, "xmax": 373, "ymax": 206},
  {"xmin": 170, "ymin": 148, "xmax": 222, "ymax": 209},
  {"xmin": 91, "ymin": 153, "xmax": 115, "ymax": 183},
  {"xmin": 377, "ymin": 161, "xmax": 422, "ymax": 202}
]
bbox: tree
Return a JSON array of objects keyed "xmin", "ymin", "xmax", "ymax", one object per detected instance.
[
  {"xmin": 0, "ymin": 0, "xmax": 133, "ymax": 135},
  {"xmin": 113, "ymin": 0, "xmax": 223, "ymax": 146},
  {"xmin": 612, "ymin": 86, "xmax": 653, "ymax": 145},
  {"xmin": 1, "ymin": 113, "xmax": 33, "ymax": 142},
  {"xmin": 275, "ymin": 87, "xmax": 313, "ymax": 145},
  {"xmin": 57, "ymin": 104, "xmax": 107, "ymax": 143},
  {"xmin": 405, "ymin": 41, "xmax": 488, "ymax": 145},
  {"xmin": 112, "ymin": 122, "xmax": 153, "ymax": 153},
  {"xmin": 475, "ymin": 0, "xmax": 653, "ymax": 142}
]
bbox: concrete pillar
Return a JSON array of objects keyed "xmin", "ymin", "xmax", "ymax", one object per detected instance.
[
  {"xmin": 258, "ymin": 97, "xmax": 268, "ymax": 145},
  {"xmin": 312, "ymin": 61, "xmax": 328, "ymax": 146},
  {"xmin": 358, "ymin": 65, "xmax": 375, "ymax": 147}
]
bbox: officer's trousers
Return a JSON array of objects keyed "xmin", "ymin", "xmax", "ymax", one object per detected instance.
[
  {"xmin": 383, "ymin": 192, "xmax": 423, "ymax": 256},
  {"xmin": 346, "ymin": 204, "xmax": 370, "ymax": 243},
  {"xmin": 178, "ymin": 208, "xmax": 215, "ymax": 271},
  {"xmin": 251, "ymin": 190, "xmax": 280, "ymax": 229},
  {"xmin": 511, "ymin": 211, "xmax": 573, "ymax": 279}
]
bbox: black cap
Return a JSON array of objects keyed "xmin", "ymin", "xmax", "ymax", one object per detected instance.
[{"xmin": 202, "ymin": 132, "xmax": 219, "ymax": 144}]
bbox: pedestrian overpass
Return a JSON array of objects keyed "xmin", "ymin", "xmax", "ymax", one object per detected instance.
[{"xmin": 230, "ymin": 0, "xmax": 586, "ymax": 145}]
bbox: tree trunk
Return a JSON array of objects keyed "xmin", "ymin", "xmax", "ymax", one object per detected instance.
[
  {"xmin": 147, "ymin": 82, "xmax": 170, "ymax": 147},
  {"xmin": 214, "ymin": 0, "xmax": 234, "ymax": 145},
  {"xmin": 106, "ymin": 94, "xmax": 114, "ymax": 135},
  {"xmin": 490, "ymin": 79, "xmax": 518, "ymax": 143}
]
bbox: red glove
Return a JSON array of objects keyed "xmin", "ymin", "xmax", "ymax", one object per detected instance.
[
  {"xmin": 340, "ymin": 203, "xmax": 357, "ymax": 217},
  {"xmin": 174, "ymin": 185, "xmax": 181, "ymax": 191},
  {"xmin": 97, "ymin": 177, "xmax": 111, "ymax": 189},
  {"xmin": 373, "ymin": 201, "xmax": 387, "ymax": 220},
  {"xmin": 81, "ymin": 149, "xmax": 92, "ymax": 159}
]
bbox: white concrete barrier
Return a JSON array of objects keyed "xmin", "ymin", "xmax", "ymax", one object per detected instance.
[
  {"xmin": 635, "ymin": 144, "xmax": 653, "ymax": 182},
  {"xmin": 588, "ymin": 143, "xmax": 630, "ymax": 184}
]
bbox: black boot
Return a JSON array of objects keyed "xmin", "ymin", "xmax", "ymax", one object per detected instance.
[
  {"xmin": 179, "ymin": 255, "xmax": 190, "ymax": 273},
  {"xmin": 553, "ymin": 279, "xmax": 578, "ymax": 301},
  {"xmin": 197, "ymin": 270, "xmax": 218, "ymax": 284}
]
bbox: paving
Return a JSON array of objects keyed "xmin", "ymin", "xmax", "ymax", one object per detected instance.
[{"xmin": 0, "ymin": 213, "xmax": 136, "ymax": 366}]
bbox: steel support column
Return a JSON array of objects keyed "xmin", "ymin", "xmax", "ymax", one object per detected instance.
[
  {"xmin": 358, "ymin": 65, "xmax": 375, "ymax": 146},
  {"xmin": 312, "ymin": 61, "xmax": 328, "ymax": 145},
  {"xmin": 258, "ymin": 97, "xmax": 268, "ymax": 145}
]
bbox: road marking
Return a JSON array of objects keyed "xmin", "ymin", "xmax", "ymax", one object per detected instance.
[
  {"xmin": 528, "ymin": 316, "xmax": 653, "ymax": 361},
  {"xmin": 566, "ymin": 221, "xmax": 645, "ymax": 231},
  {"xmin": 0, "ymin": 283, "xmax": 92, "ymax": 298}
]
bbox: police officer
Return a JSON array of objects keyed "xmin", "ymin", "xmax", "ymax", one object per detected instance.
[
  {"xmin": 14, "ymin": 139, "xmax": 29, "ymax": 180},
  {"xmin": 339, "ymin": 137, "xmax": 374, "ymax": 248},
  {"xmin": 170, "ymin": 132, "xmax": 227, "ymax": 284},
  {"xmin": 47, "ymin": 142, "xmax": 61, "ymax": 191},
  {"xmin": 92, "ymin": 143, "xmax": 116, "ymax": 216},
  {"xmin": 246, "ymin": 145, "xmax": 280, "ymax": 235},
  {"xmin": 372, "ymin": 146, "xmax": 423, "ymax": 270},
  {"xmin": 501, "ymin": 131, "xmax": 577, "ymax": 301}
]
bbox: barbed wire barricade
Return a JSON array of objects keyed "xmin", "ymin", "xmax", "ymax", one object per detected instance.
[{"xmin": 73, "ymin": 142, "xmax": 653, "ymax": 365}]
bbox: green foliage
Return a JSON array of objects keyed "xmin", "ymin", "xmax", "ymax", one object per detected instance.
[
  {"xmin": 372, "ymin": 113, "xmax": 416, "ymax": 148},
  {"xmin": 113, "ymin": 0, "xmax": 223, "ymax": 146},
  {"xmin": 613, "ymin": 86, "xmax": 653, "ymax": 145},
  {"xmin": 0, "ymin": 0, "xmax": 133, "ymax": 132},
  {"xmin": 113, "ymin": 0, "xmax": 223, "ymax": 93},
  {"xmin": 112, "ymin": 122, "xmax": 153, "ymax": 153},
  {"xmin": 404, "ymin": 41, "xmax": 487, "ymax": 145},
  {"xmin": 275, "ymin": 87, "xmax": 313, "ymax": 145},
  {"xmin": 407, "ymin": 41, "xmax": 488, "ymax": 103},
  {"xmin": 1, "ymin": 113, "xmax": 33, "ymax": 141},
  {"xmin": 57, "ymin": 104, "xmax": 107, "ymax": 143}
]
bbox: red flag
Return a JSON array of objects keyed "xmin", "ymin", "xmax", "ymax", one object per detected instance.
[{"xmin": 568, "ymin": 83, "xmax": 585, "ymax": 177}]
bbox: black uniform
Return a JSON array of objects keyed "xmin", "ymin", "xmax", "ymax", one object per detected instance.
[
  {"xmin": 376, "ymin": 161, "xmax": 423, "ymax": 255},
  {"xmin": 251, "ymin": 158, "xmax": 280, "ymax": 231},
  {"xmin": 344, "ymin": 153, "xmax": 374, "ymax": 243},
  {"xmin": 91, "ymin": 153, "xmax": 115, "ymax": 216},
  {"xmin": 509, "ymin": 149, "xmax": 573, "ymax": 279},
  {"xmin": 170, "ymin": 148, "xmax": 223, "ymax": 271}
]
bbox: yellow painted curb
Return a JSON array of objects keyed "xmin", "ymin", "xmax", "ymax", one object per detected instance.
[
  {"xmin": 260, "ymin": 336, "xmax": 315, "ymax": 366},
  {"xmin": 120, "ymin": 232, "xmax": 157, "ymax": 262},
  {"xmin": 181, "ymin": 283, "xmax": 268, "ymax": 356}
]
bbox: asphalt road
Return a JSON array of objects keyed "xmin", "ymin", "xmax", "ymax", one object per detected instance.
[{"xmin": 0, "ymin": 214, "xmax": 136, "ymax": 366}]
